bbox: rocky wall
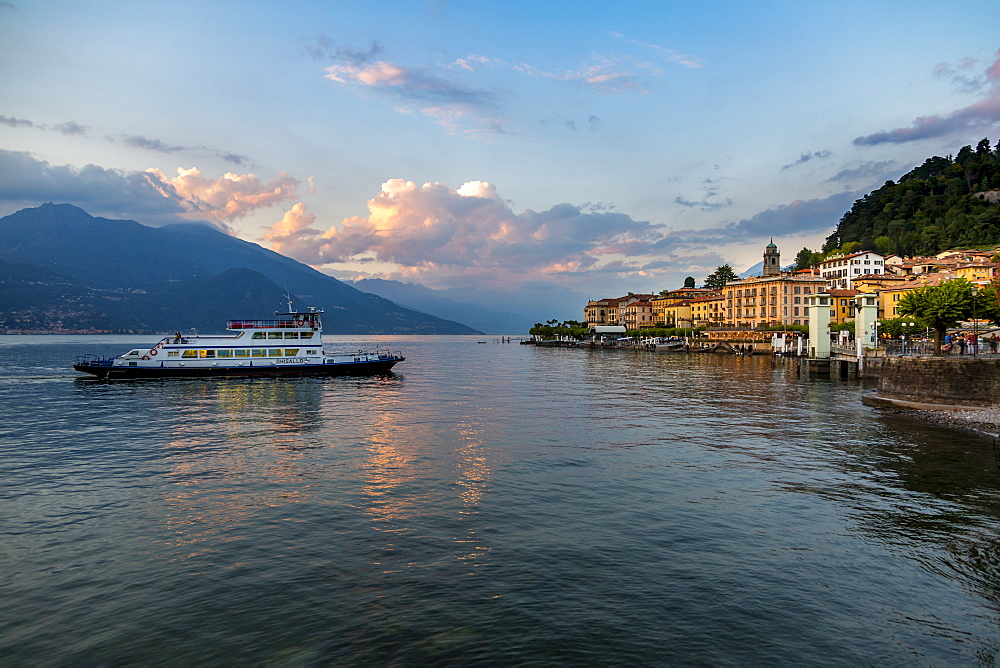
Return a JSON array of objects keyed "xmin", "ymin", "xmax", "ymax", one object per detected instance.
[{"xmin": 875, "ymin": 357, "xmax": 1000, "ymax": 407}]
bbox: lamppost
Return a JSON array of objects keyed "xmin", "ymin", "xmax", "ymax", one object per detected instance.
[
  {"xmin": 901, "ymin": 321, "xmax": 916, "ymax": 355},
  {"xmin": 972, "ymin": 286, "xmax": 979, "ymax": 358},
  {"xmin": 872, "ymin": 320, "xmax": 879, "ymax": 350}
]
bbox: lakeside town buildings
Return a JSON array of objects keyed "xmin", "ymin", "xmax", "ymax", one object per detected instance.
[
  {"xmin": 818, "ymin": 251, "xmax": 885, "ymax": 289},
  {"xmin": 584, "ymin": 242, "xmax": 1000, "ymax": 331}
]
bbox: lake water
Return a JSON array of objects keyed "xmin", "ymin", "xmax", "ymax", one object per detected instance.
[{"xmin": 2, "ymin": 335, "xmax": 999, "ymax": 665}]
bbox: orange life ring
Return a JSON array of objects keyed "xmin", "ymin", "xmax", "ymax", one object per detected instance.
[
  {"xmin": 297, "ymin": 319, "xmax": 305, "ymax": 326},
  {"xmin": 150, "ymin": 349, "xmax": 157, "ymax": 356},
  {"xmin": 142, "ymin": 355, "xmax": 150, "ymax": 360}
]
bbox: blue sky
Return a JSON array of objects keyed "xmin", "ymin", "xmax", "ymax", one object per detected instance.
[{"xmin": 2, "ymin": 0, "xmax": 999, "ymax": 318}]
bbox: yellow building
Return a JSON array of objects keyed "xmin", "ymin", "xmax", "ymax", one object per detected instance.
[
  {"xmin": 853, "ymin": 274, "xmax": 910, "ymax": 294},
  {"xmin": 584, "ymin": 299, "xmax": 611, "ymax": 327},
  {"xmin": 650, "ymin": 295, "xmax": 672, "ymax": 325},
  {"xmin": 661, "ymin": 300, "xmax": 692, "ymax": 328},
  {"xmin": 621, "ymin": 300, "xmax": 655, "ymax": 329},
  {"xmin": 660, "ymin": 287, "xmax": 719, "ymax": 301},
  {"xmin": 875, "ymin": 274, "xmax": 958, "ymax": 319},
  {"xmin": 585, "ymin": 294, "xmax": 657, "ymax": 328},
  {"xmin": 651, "ymin": 288, "xmax": 720, "ymax": 325},
  {"xmin": 955, "ymin": 262, "xmax": 997, "ymax": 282},
  {"xmin": 689, "ymin": 294, "xmax": 726, "ymax": 327},
  {"xmin": 722, "ymin": 270, "xmax": 827, "ymax": 328},
  {"xmin": 874, "ymin": 272, "xmax": 993, "ymax": 320},
  {"xmin": 828, "ymin": 289, "xmax": 857, "ymax": 324}
]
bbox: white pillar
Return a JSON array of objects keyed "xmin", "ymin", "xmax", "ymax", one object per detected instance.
[
  {"xmin": 853, "ymin": 293, "xmax": 878, "ymax": 364},
  {"xmin": 806, "ymin": 292, "xmax": 832, "ymax": 359}
]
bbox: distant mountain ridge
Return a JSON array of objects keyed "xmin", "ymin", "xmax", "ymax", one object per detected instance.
[
  {"xmin": 0, "ymin": 203, "xmax": 481, "ymax": 334},
  {"xmin": 738, "ymin": 260, "xmax": 796, "ymax": 278},
  {"xmin": 348, "ymin": 278, "xmax": 533, "ymax": 334}
]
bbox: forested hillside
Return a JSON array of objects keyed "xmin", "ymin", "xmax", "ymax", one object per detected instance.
[{"xmin": 822, "ymin": 138, "xmax": 1000, "ymax": 257}]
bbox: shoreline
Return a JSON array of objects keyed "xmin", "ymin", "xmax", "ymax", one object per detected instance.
[{"xmin": 903, "ymin": 407, "xmax": 1000, "ymax": 440}]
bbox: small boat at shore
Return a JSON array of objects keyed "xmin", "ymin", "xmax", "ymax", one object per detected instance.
[
  {"xmin": 653, "ymin": 337, "xmax": 687, "ymax": 352},
  {"xmin": 73, "ymin": 303, "xmax": 404, "ymax": 380}
]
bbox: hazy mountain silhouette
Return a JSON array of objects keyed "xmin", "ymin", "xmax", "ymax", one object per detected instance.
[
  {"xmin": 0, "ymin": 203, "xmax": 481, "ymax": 333},
  {"xmin": 349, "ymin": 278, "xmax": 533, "ymax": 334}
]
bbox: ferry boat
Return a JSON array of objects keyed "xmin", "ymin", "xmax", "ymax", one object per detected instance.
[{"xmin": 73, "ymin": 304, "xmax": 404, "ymax": 380}]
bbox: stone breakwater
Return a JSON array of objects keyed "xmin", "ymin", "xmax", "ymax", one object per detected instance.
[
  {"xmin": 863, "ymin": 357, "xmax": 1000, "ymax": 439},
  {"xmin": 928, "ymin": 408, "xmax": 1000, "ymax": 439},
  {"xmin": 872, "ymin": 357, "xmax": 1000, "ymax": 408}
]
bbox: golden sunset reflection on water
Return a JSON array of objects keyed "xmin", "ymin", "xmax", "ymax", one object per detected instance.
[{"xmin": 155, "ymin": 379, "xmax": 328, "ymax": 557}]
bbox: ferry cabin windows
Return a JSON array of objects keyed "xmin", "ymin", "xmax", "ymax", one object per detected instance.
[
  {"xmin": 171, "ymin": 348, "xmax": 313, "ymax": 359},
  {"xmin": 251, "ymin": 331, "xmax": 312, "ymax": 339}
]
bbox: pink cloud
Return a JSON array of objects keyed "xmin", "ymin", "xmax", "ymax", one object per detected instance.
[
  {"xmin": 145, "ymin": 167, "xmax": 299, "ymax": 223},
  {"xmin": 265, "ymin": 202, "xmax": 320, "ymax": 257},
  {"xmin": 855, "ymin": 49, "xmax": 1000, "ymax": 145},
  {"xmin": 261, "ymin": 179, "xmax": 662, "ymax": 288},
  {"xmin": 988, "ymin": 48, "xmax": 1000, "ymax": 81},
  {"xmin": 324, "ymin": 58, "xmax": 503, "ymax": 135}
]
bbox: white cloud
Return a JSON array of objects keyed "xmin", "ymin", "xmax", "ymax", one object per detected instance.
[
  {"xmin": 145, "ymin": 167, "xmax": 299, "ymax": 223},
  {"xmin": 262, "ymin": 179, "xmax": 663, "ymax": 287},
  {"xmin": 0, "ymin": 151, "xmax": 299, "ymax": 228},
  {"xmin": 855, "ymin": 48, "xmax": 1000, "ymax": 145},
  {"xmin": 261, "ymin": 178, "xmax": 844, "ymax": 292}
]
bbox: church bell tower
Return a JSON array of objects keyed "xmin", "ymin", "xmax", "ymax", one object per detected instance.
[{"xmin": 763, "ymin": 240, "xmax": 780, "ymax": 276}]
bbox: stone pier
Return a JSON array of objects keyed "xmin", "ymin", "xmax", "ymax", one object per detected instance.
[{"xmin": 863, "ymin": 357, "xmax": 1000, "ymax": 410}]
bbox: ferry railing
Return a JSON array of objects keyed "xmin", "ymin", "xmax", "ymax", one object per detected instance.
[
  {"xmin": 75, "ymin": 354, "xmax": 114, "ymax": 365},
  {"xmin": 227, "ymin": 319, "xmax": 315, "ymax": 329}
]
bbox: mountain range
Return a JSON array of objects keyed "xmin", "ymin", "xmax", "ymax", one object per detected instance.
[
  {"xmin": 0, "ymin": 203, "xmax": 481, "ymax": 334},
  {"xmin": 346, "ymin": 278, "xmax": 534, "ymax": 333}
]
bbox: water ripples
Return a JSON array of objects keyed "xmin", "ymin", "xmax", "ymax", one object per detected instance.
[{"xmin": 2, "ymin": 336, "xmax": 1000, "ymax": 663}]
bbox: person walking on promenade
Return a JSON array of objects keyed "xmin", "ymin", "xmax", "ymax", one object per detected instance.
[
  {"xmin": 957, "ymin": 334, "xmax": 968, "ymax": 355},
  {"xmin": 990, "ymin": 335, "xmax": 998, "ymax": 355}
]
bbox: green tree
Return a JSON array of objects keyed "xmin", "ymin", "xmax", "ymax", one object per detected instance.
[
  {"xmin": 703, "ymin": 264, "xmax": 739, "ymax": 290},
  {"xmin": 898, "ymin": 278, "xmax": 975, "ymax": 353},
  {"xmin": 822, "ymin": 138, "xmax": 1000, "ymax": 255},
  {"xmin": 977, "ymin": 280, "xmax": 1000, "ymax": 325},
  {"xmin": 830, "ymin": 321, "xmax": 856, "ymax": 335},
  {"xmin": 792, "ymin": 248, "xmax": 824, "ymax": 271},
  {"xmin": 529, "ymin": 319, "xmax": 590, "ymax": 338},
  {"xmin": 873, "ymin": 236, "xmax": 894, "ymax": 255},
  {"xmin": 877, "ymin": 317, "xmax": 927, "ymax": 338},
  {"xmin": 683, "ymin": 276, "xmax": 696, "ymax": 288}
]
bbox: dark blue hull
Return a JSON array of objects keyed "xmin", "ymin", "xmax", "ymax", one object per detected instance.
[{"xmin": 73, "ymin": 357, "xmax": 404, "ymax": 380}]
